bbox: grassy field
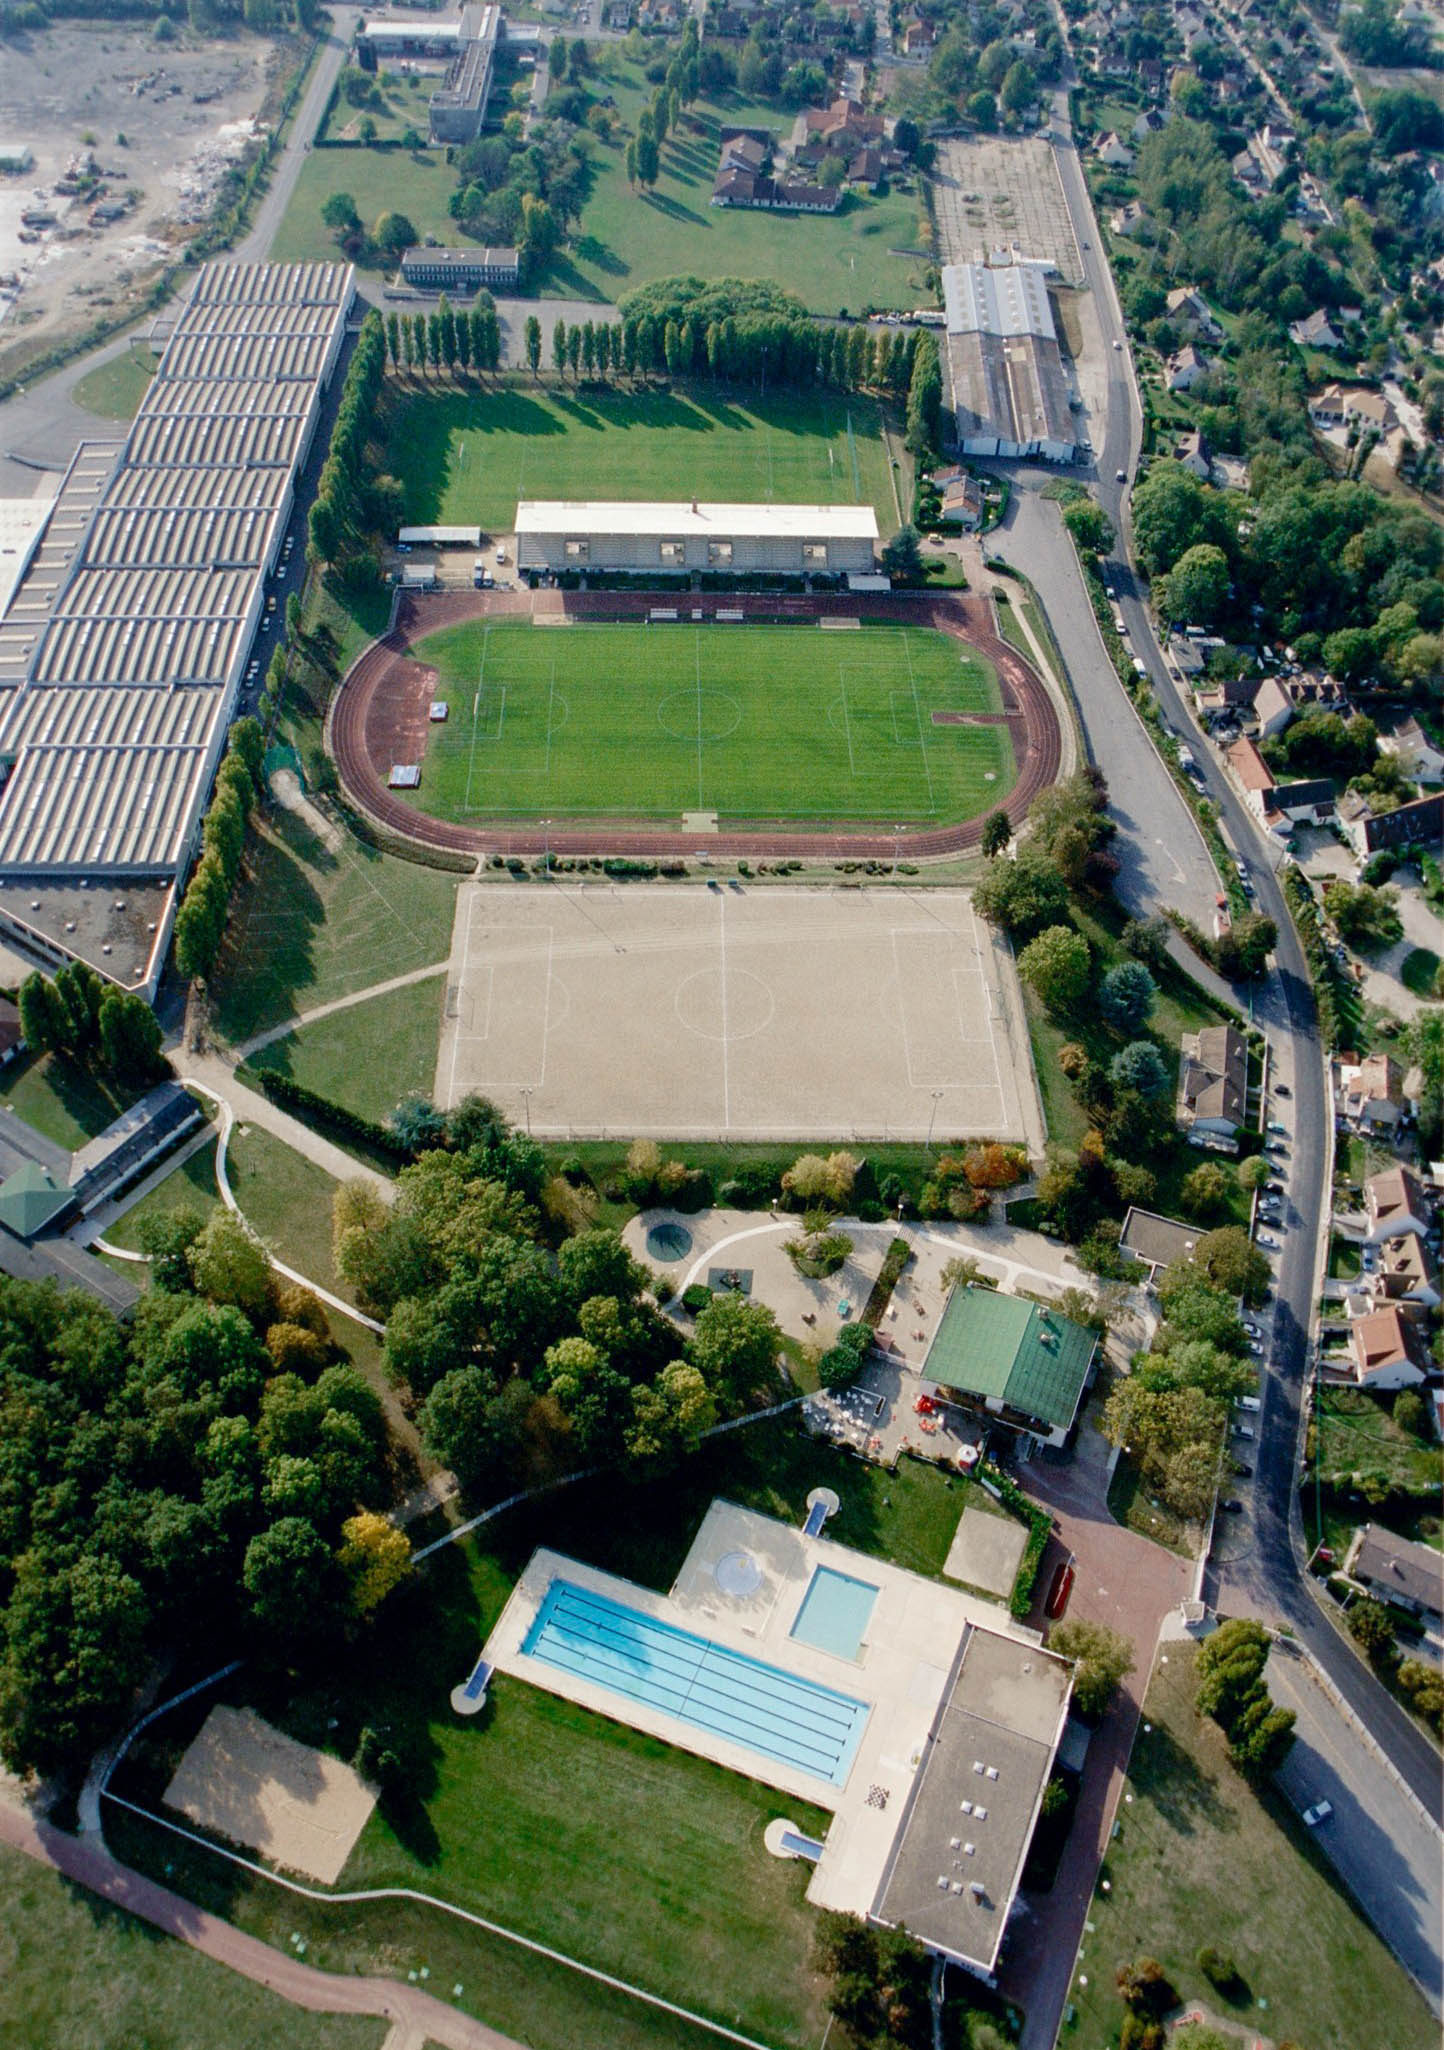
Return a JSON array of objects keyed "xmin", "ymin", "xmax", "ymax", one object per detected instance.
[
  {"xmin": 0, "ymin": 1051, "xmax": 142, "ymax": 1150},
  {"xmin": 0, "ymin": 1841, "xmax": 383, "ymax": 2050},
  {"xmin": 407, "ymin": 620, "xmax": 1012, "ymax": 825},
  {"xmin": 208, "ymin": 806, "xmax": 458, "ymax": 1046},
  {"xmin": 384, "ymin": 384, "xmax": 901, "ymax": 536},
  {"xmin": 1063, "ymin": 1644, "xmax": 1439, "ymax": 2050},
  {"xmin": 244, "ymin": 974, "xmax": 445, "ymax": 1127},
  {"xmin": 72, "ymin": 342, "xmax": 159, "ymax": 422},
  {"xmin": 104, "ymin": 1138, "xmax": 221, "ymax": 1253},
  {"xmin": 551, "ymin": 69, "xmax": 929, "ymax": 313},
  {"xmin": 268, "ymin": 148, "xmax": 462, "ymax": 264},
  {"xmin": 226, "ymin": 1123, "xmax": 355, "ymax": 1304}
]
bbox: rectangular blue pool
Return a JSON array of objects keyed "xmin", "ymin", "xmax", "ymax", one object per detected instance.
[
  {"xmin": 789, "ymin": 1567, "xmax": 879, "ymax": 1661},
  {"xmin": 522, "ymin": 1579, "xmax": 869, "ymax": 1787}
]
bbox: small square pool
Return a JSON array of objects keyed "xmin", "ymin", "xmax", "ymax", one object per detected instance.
[{"xmin": 790, "ymin": 1566, "xmax": 879, "ymax": 1661}]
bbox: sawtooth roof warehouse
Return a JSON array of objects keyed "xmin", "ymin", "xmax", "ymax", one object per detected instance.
[{"xmin": 0, "ymin": 260, "xmax": 355, "ymax": 998}]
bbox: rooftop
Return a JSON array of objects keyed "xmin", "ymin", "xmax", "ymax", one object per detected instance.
[
  {"xmin": 924, "ymin": 1285, "xmax": 1096, "ymax": 1433},
  {"xmin": 1119, "ymin": 1206, "xmax": 1201, "ymax": 1274},
  {"xmin": 1348, "ymin": 1524, "xmax": 1444, "ymax": 1615},
  {"xmin": 513, "ymin": 501, "xmax": 879, "ymax": 540}
]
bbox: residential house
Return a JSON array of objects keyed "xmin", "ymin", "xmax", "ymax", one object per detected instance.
[
  {"xmin": 1118, "ymin": 1207, "xmax": 1202, "ymax": 1281},
  {"xmin": 1376, "ymin": 713, "xmax": 1444, "ymax": 787},
  {"xmin": 1252, "ymin": 673, "xmax": 1295, "ymax": 738},
  {"xmin": 1261, "ymin": 778, "xmax": 1336, "ymax": 831},
  {"xmin": 1165, "ymin": 286, "xmax": 1223, "ymax": 342},
  {"xmin": 719, "ymin": 129, "xmax": 772, "ymax": 175},
  {"xmin": 1138, "ymin": 55, "xmax": 1165, "ymax": 94},
  {"xmin": 1338, "ymin": 789, "xmax": 1444, "ymax": 862},
  {"xmin": 920, "ymin": 1284, "xmax": 1099, "ymax": 1450},
  {"xmin": 1194, "ymin": 671, "xmax": 1254, "ymax": 722},
  {"xmin": 1364, "ymin": 1165, "xmax": 1433, "ymax": 1245},
  {"xmin": 1170, "ymin": 636, "xmax": 1208, "ymax": 680},
  {"xmin": 1338, "ymin": 1051, "xmax": 1406, "ymax": 1135},
  {"xmin": 1348, "ymin": 1304, "xmax": 1427, "ymax": 1390},
  {"xmin": 795, "ymin": 97, "xmax": 884, "ymax": 152},
  {"xmin": 1111, "ymin": 201, "xmax": 1147, "ymax": 238},
  {"xmin": 901, "ymin": 15, "xmax": 936, "ymax": 52},
  {"xmin": 1164, "ymin": 343, "xmax": 1210, "ymax": 392},
  {"xmin": 1177, "ymin": 1024, "xmax": 1249, "ymax": 1148},
  {"xmin": 1290, "ymin": 309, "xmax": 1345, "ymax": 351},
  {"xmin": 1307, "ymin": 383, "xmax": 1395, "ymax": 435},
  {"xmin": 932, "ymin": 466, "xmax": 985, "ymax": 529},
  {"xmin": 1226, "ymin": 734, "xmax": 1276, "ymax": 817},
  {"xmin": 847, "ymin": 147, "xmax": 883, "ymax": 190},
  {"xmin": 1095, "ymin": 131, "xmax": 1135, "ymax": 170},
  {"xmin": 1345, "ymin": 1524, "xmax": 1444, "ymax": 1619},
  {"xmin": 1370, "ymin": 1233, "xmax": 1441, "ymax": 1313},
  {"xmin": 1133, "ymin": 107, "xmax": 1169, "ymax": 143},
  {"xmin": 1175, "ymin": 427, "xmax": 1211, "ymax": 480}
]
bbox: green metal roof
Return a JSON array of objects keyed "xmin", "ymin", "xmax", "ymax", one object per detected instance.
[
  {"xmin": 0, "ymin": 1162, "xmax": 74, "ymax": 1240},
  {"xmin": 926, "ymin": 1284, "xmax": 1096, "ymax": 1432}
]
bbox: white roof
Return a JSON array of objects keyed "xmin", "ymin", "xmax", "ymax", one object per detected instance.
[
  {"xmin": 0, "ymin": 497, "xmax": 54, "ymax": 624},
  {"xmin": 514, "ymin": 501, "xmax": 879, "ymax": 540},
  {"xmin": 942, "ymin": 259, "xmax": 1056, "ymax": 343}
]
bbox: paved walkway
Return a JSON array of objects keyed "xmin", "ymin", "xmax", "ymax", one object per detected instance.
[
  {"xmin": 995, "ymin": 1420, "xmax": 1193, "ymax": 2050},
  {"xmin": 181, "ymin": 1052, "xmax": 393, "ymax": 1201},
  {"xmin": 0, "ymin": 1801, "xmax": 523, "ymax": 2050}
]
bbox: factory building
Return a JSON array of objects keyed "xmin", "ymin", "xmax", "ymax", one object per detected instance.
[
  {"xmin": 940, "ymin": 255, "xmax": 1076, "ymax": 465},
  {"xmin": 513, "ymin": 501, "xmax": 879, "ymax": 578},
  {"xmin": 356, "ymin": 5, "xmax": 501, "ymax": 143},
  {"xmin": 0, "ymin": 260, "xmax": 355, "ymax": 997}
]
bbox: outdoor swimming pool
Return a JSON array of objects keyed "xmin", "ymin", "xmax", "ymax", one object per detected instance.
[
  {"xmin": 522, "ymin": 1579, "xmax": 869, "ymax": 1787},
  {"xmin": 789, "ymin": 1567, "xmax": 879, "ymax": 1662}
]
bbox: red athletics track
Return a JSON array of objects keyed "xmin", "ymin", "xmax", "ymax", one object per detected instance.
[{"xmin": 326, "ymin": 586, "xmax": 1063, "ymax": 861}]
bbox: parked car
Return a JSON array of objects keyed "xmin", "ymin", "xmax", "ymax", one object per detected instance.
[
  {"xmin": 1267, "ymin": 1119, "xmax": 1288, "ymax": 1135},
  {"xmin": 1235, "ymin": 860, "xmax": 1249, "ymax": 880},
  {"xmin": 1257, "ymin": 1232, "xmax": 1280, "ymax": 1250},
  {"xmin": 1115, "ymin": 468, "xmax": 1127, "ymax": 482},
  {"xmin": 1221, "ymin": 1498, "xmax": 1244, "ymax": 1514},
  {"xmin": 1266, "ymin": 1138, "xmax": 1288, "ymax": 1155},
  {"xmin": 1274, "ymin": 1082, "xmax": 1290, "ymax": 1097},
  {"xmin": 1302, "ymin": 1800, "xmax": 1333, "ymax": 1827}
]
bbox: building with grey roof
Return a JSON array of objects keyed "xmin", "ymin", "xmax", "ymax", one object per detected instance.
[
  {"xmin": 1345, "ymin": 1524, "xmax": 1444, "ymax": 1618},
  {"xmin": 0, "ymin": 259, "xmax": 354, "ymax": 996},
  {"xmin": 940, "ymin": 256, "xmax": 1076, "ymax": 465}
]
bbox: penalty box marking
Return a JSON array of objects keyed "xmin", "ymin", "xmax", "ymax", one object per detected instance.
[
  {"xmin": 449, "ymin": 908, "xmax": 554, "ymax": 1096},
  {"xmin": 890, "ymin": 925, "xmax": 1006, "ymax": 1113}
]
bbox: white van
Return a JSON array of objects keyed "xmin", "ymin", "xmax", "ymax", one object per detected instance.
[{"xmin": 1239, "ymin": 1395, "xmax": 1262, "ymax": 1413}]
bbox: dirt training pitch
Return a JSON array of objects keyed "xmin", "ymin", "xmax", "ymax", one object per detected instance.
[
  {"xmin": 436, "ymin": 882, "xmax": 1045, "ymax": 1147},
  {"xmin": 330, "ymin": 587, "xmax": 1061, "ymax": 861}
]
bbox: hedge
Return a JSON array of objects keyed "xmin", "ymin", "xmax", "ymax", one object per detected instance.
[
  {"xmin": 863, "ymin": 1235, "xmax": 912, "ymax": 1328},
  {"xmin": 253, "ymin": 1070, "xmax": 413, "ymax": 1163}
]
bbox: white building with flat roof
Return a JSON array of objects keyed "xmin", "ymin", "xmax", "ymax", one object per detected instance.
[{"xmin": 513, "ymin": 500, "xmax": 879, "ymax": 577}]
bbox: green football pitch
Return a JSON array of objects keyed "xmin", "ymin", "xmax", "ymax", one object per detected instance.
[
  {"xmin": 403, "ymin": 621, "xmax": 1015, "ymax": 826},
  {"xmin": 384, "ymin": 387, "xmax": 900, "ymax": 537}
]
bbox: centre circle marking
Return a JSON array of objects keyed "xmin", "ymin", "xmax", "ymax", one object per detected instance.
[
  {"xmin": 656, "ymin": 690, "xmax": 742, "ymax": 742},
  {"xmin": 674, "ymin": 967, "xmax": 776, "ymax": 1042}
]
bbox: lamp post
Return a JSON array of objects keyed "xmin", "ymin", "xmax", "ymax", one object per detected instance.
[
  {"xmin": 926, "ymin": 1088, "xmax": 944, "ymax": 1156},
  {"xmin": 519, "ymin": 1086, "xmax": 533, "ymax": 1136},
  {"xmin": 893, "ymin": 823, "xmax": 904, "ymax": 877},
  {"xmin": 541, "ymin": 817, "xmax": 552, "ymax": 875}
]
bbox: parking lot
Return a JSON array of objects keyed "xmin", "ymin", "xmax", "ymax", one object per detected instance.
[{"xmin": 931, "ymin": 135, "xmax": 1084, "ymax": 285}]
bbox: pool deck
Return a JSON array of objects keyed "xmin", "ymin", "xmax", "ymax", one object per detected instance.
[{"xmin": 481, "ymin": 1500, "xmax": 1048, "ymax": 1931}]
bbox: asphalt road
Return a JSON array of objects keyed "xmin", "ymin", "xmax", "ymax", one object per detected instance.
[
  {"xmin": 1267, "ymin": 1643, "xmax": 1443, "ymax": 2014},
  {"xmin": 1034, "ymin": 55, "xmax": 1444, "ymax": 1832}
]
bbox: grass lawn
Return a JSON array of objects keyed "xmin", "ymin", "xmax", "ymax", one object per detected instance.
[
  {"xmin": 383, "ymin": 382, "xmax": 901, "ymax": 536},
  {"xmin": 267, "ymin": 148, "xmax": 462, "ymax": 264},
  {"xmin": 225, "ymin": 1122, "xmax": 354, "ymax": 1304},
  {"xmin": 0, "ymin": 1841, "xmax": 383, "ymax": 2050},
  {"xmin": 71, "ymin": 342, "xmax": 159, "ymax": 422},
  {"xmin": 1327, "ymin": 1232, "xmax": 1361, "ymax": 1280},
  {"xmin": 407, "ymin": 620, "xmax": 1012, "ymax": 826},
  {"xmin": 208, "ymin": 805, "xmax": 458, "ymax": 1046},
  {"xmin": 553, "ymin": 74, "xmax": 929, "ymax": 314},
  {"xmin": 244, "ymin": 974, "xmax": 445, "ymax": 1127},
  {"xmin": 104, "ymin": 1138, "xmax": 222, "ymax": 1252},
  {"xmin": 1063, "ymin": 1644, "xmax": 1439, "ymax": 2050},
  {"xmin": 1106, "ymin": 1451, "xmax": 1195, "ymax": 1556},
  {"xmin": 1309, "ymin": 1385, "xmax": 1441, "ymax": 1499},
  {"xmin": 0, "ymin": 1051, "xmax": 143, "ymax": 1151},
  {"xmin": 321, "ymin": 72, "xmax": 434, "ymax": 145}
]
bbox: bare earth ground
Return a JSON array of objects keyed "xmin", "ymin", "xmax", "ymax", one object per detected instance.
[
  {"xmin": 0, "ymin": 23, "xmax": 273, "ymax": 383},
  {"xmin": 435, "ymin": 880, "xmax": 1042, "ymax": 1143},
  {"xmin": 164, "ymin": 1704, "xmax": 376, "ymax": 1886}
]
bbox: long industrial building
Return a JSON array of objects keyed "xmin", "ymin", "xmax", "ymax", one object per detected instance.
[
  {"xmin": 940, "ymin": 256, "xmax": 1076, "ymax": 465},
  {"xmin": 0, "ymin": 259, "xmax": 355, "ymax": 998},
  {"xmin": 356, "ymin": 5, "xmax": 503, "ymax": 144},
  {"xmin": 513, "ymin": 501, "xmax": 880, "ymax": 578}
]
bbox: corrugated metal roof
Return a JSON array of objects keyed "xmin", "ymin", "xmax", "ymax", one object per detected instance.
[
  {"xmin": 3, "ymin": 683, "xmax": 224, "ymax": 753},
  {"xmin": 101, "ymin": 465, "xmax": 288, "ymax": 512},
  {"xmin": 84, "ymin": 502, "xmax": 279, "ymax": 570},
  {"xmin": 184, "ymin": 259, "xmax": 353, "ymax": 308},
  {"xmin": 0, "ymin": 742, "xmax": 211, "ymax": 870},
  {"xmin": 140, "ymin": 376, "xmax": 314, "ymax": 421},
  {"xmin": 123, "ymin": 410, "xmax": 307, "ymax": 471}
]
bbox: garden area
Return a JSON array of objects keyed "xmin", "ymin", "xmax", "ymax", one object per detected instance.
[
  {"xmin": 1061, "ymin": 1644, "xmax": 1438, "ymax": 2050},
  {"xmin": 1303, "ymin": 1384, "xmax": 1442, "ymax": 1561}
]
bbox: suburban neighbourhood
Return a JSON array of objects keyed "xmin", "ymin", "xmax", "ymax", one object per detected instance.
[{"xmin": 0, "ymin": 1, "xmax": 1438, "ymax": 2050}]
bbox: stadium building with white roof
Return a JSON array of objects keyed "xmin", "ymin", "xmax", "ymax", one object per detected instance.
[{"xmin": 0, "ymin": 259, "xmax": 355, "ymax": 997}]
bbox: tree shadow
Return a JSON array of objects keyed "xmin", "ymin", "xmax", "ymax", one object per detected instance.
[
  {"xmin": 642, "ymin": 190, "xmax": 708, "ymax": 224},
  {"xmin": 1133, "ymin": 1723, "xmax": 1236, "ymax": 1837},
  {"xmin": 570, "ymin": 233, "xmax": 629, "ymax": 277}
]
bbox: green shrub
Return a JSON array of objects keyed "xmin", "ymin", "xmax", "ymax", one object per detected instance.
[
  {"xmin": 680, "ymin": 1283, "xmax": 711, "ymax": 1315},
  {"xmin": 1197, "ymin": 1946, "xmax": 1238, "ymax": 1992}
]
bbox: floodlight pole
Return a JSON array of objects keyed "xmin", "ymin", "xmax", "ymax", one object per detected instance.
[
  {"xmin": 926, "ymin": 1088, "xmax": 944, "ymax": 1156},
  {"xmin": 541, "ymin": 817, "xmax": 552, "ymax": 874},
  {"xmin": 519, "ymin": 1086, "xmax": 533, "ymax": 1135}
]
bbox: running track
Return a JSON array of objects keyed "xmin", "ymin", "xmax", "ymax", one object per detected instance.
[{"xmin": 327, "ymin": 588, "xmax": 1062, "ymax": 861}]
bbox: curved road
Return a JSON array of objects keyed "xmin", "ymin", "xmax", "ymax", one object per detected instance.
[{"xmin": 1023, "ymin": 60, "xmax": 1443, "ymax": 1829}]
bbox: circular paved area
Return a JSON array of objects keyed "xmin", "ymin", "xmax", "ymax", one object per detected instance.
[{"xmin": 327, "ymin": 586, "xmax": 1063, "ymax": 861}]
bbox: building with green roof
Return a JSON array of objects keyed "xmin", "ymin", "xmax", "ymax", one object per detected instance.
[
  {"xmin": 0, "ymin": 1160, "xmax": 75, "ymax": 1240},
  {"xmin": 921, "ymin": 1284, "xmax": 1098, "ymax": 1448}
]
